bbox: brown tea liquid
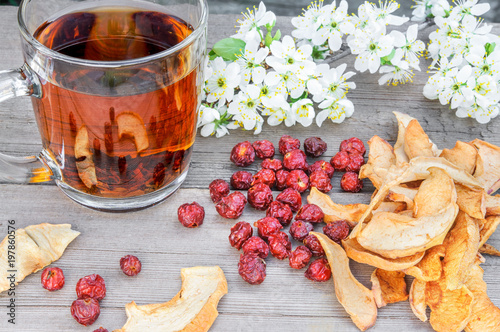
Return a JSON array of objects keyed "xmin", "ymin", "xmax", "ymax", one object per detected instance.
[{"xmin": 32, "ymin": 6, "xmax": 198, "ymax": 197}]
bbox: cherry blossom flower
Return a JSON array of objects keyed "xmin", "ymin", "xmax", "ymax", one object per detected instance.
[
  {"xmin": 292, "ymin": 98, "xmax": 315, "ymax": 126},
  {"xmin": 368, "ymin": 0, "xmax": 409, "ymax": 26},
  {"xmin": 232, "ymin": 1, "xmax": 276, "ymax": 42},
  {"xmin": 227, "ymin": 84, "xmax": 264, "ymax": 134},
  {"xmin": 316, "ymin": 97, "xmax": 354, "ymax": 126},
  {"xmin": 205, "ymin": 57, "xmax": 241, "ymax": 104},
  {"xmin": 311, "ymin": 0, "xmax": 354, "ymax": 52},
  {"xmin": 236, "ymin": 39, "xmax": 269, "ymax": 85},
  {"xmin": 265, "ymin": 68, "xmax": 308, "ymax": 99},
  {"xmin": 261, "ymin": 94, "xmax": 296, "ymax": 127},
  {"xmin": 438, "ymin": 64, "xmax": 475, "ymax": 109},
  {"xmin": 456, "ymin": 102, "xmax": 499, "ymax": 124},
  {"xmin": 266, "ymin": 36, "xmax": 315, "ymax": 76},
  {"xmin": 391, "ymin": 24, "xmax": 425, "ymax": 69},
  {"xmin": 378, "ymin": 49, "xmax": 414, "ymax": 86},
  {"xmin": 292, "ymin": 1, "xmax": 332, "ymax": 40},
  {"xmin": 449, "ymin": 0, "xmax": 490, "ymax": 21},
  {"xmin": 411, "ymin": 0, "xmax": 450, "ymax": 23},
  {"xmin": 307, "ymin": 63, "xmax": 356, "ymax": 102},
  {"xmin": 348, "ymin": 29, "xmax": 395, "ymax": 73}
]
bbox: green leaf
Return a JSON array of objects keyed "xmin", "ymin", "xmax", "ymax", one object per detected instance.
[
  {"xmin": 380, "ymin": 49, "xmax": 396, "ymax": 66},
  {"xmin": 212, "ymin": 38, "xmax": 246, "ymax": 61},
  {"xmin": 265, "ymin": 32, "xmax": 273, "ymax": 47},
  {"xmin": 311, "ymin": 46, "xmax": 327, "ymax": 60},
  {"xmin": 273, "ymin": 29, "xmax": 281, "ymax": 41},
  {"xmin": 289, "ymin": 91, "xmax": 309, "ymax": 104},
  {"xmin": 208, "ymin": 49, "xmax": 218, "ymax": 60},
  {"xmin": 265, "ymin": 21, "xmax": 276, "ymax": 31},
  {"xmin": 485, "ymin": 42, "xmax": 496, "ymax": 56}
]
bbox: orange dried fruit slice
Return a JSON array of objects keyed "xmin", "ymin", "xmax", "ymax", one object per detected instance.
[
  {"xmin": 370, "ymin": 269, "xmax": 408, "ymax": 308},
  {"xmin": 471, "ymin": 139, "xmax": 500, "ymax": 195},
  {"xmin": 479, "ymin": 243, "xmax": 500, "ymax": 256},
  {"xmin": 359, "ymin": 135, "xmax": 396, "ymax": 189},
  {"xmin": 116, "ymin": 111, "xmax": 150, "ymax": 153},
  {"xmin": 403, "ymin": 245, "xmax": 445, "ymax": 282},
  {"xmin": 75, "ymin": 125, "xmax": 98, "ymax": 188},
  {"xmin": 409, "ymin": 278, "xmax": 428, "ymax": 322},
  {"xmin": 440, "ymin": 141, "xmax": 478, "ymax": 174}
]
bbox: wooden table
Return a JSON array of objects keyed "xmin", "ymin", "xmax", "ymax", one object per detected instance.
[{"xmin": 0, "ymin": 6, "xmax": 499, "ymax": 332}]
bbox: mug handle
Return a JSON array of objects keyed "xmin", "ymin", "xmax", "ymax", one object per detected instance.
[{"xmin": 0, "ymin": 65, "xmax": 55, "ymax": 184}]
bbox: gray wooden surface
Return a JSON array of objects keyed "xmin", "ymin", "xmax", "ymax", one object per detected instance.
[{"xmin": 0, "ymin": 5, "xmax": 499, "ymax": 332}]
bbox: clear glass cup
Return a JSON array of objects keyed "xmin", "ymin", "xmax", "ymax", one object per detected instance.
[{"xmin": 0, "ymin": 0, "xmax": 208, "ymax": 211}]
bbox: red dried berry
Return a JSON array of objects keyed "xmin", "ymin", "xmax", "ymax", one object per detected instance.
[
  {"xmin": 303, "ymin": 234, "xmax": 325, "ymax": 256},
  {"xmin": 331, "ymin": 150, "xmax": 350, "ymax": 172},
  {"xmin": 261, "ymin": 158, "xmax": 283, "ymax": 171},
  {"xmin": 309, "ymin": 170, "xmax": 332, "ymax": 193},
  {"xmin": 286, "ymin": 170, "xmax": 309, "ymax": 193},
  {"xmin": 340, "ymin": 137, "xmax": 366, "ymax": 156},
  {"xmin": 41, "ymin": 267, "xmax": 65, "ymax": 291},
  {"xmin": 283, "ymin": 149, "xmax": 308, "ymax": 171},
  {"xmin": 341, "ymin": 172, "xmax": 364, "ymax": 193},
  {"xmin": 216, "ymin": 192, "xmax": 247, "ymax": 219},
  {"xmin": 279, "ymin": 135, "xmax": 301, "ymax": 155},
  {"xmin": 251, "ymin": 169, "xmax": 276, "ymax": 188},
  {"xmin": 304, "ymin": 137, "xmax": 327, "ymax": 157},
  {"xmin": 76, "ymin": 274, "xmax": 106, "ymax": 301},
  {"xmin": 177, "ymin": 202, "xmax": 205, "ymax": 228},
  {"xmin": 238, "ymin": 253, "xmax": 266, "ymax": 285},
  {"xmin": 308, "ymin": 160, "xmax": 335, "ymax": 178},
  {"xmin": 209, "ymin": 179, "xmax": 230, "ymax": 203},
  {"xmin": 266, "ymin": 201, "xmax": 293, "ymax": 226},
  {"xmin": 247, "ymin": 184, "xmax": 273, "ymax": 211},
  {"xmin": 230, "ymin": 141, "xmax": 255, "ymax": 167},
  {"xmin": 252, "ymin": 140, "xmax": 275, "ymax": 159},
  {"xmin": 254, "ymin": 217, "xmax": 283, "ymax": 240},
  {"xmin": 323, "ymin": 220, "xmax": 350, "ymax": 244},
  {"xmin": 295, "ymin": 204, "xmax": 324, "ymax": 224},
  {"xmin": 229, "ymin": 221, "xmax": 253, "ymax": 250},
  {"xmin": 289, "ymin": 220, "xmax": 314, "ymax": 241},
  {"xmin": 242, "ymin": 236, "xmax": 269, "ymax": 258},
  {"xmin": 120, "ymin": 255, "xmax": 142, "ymax": 276},
  {"xmin": 276, "ymin": 188, "xmax": 302, "ymax": 212},
  {"xmin": 230, "ymin": 171, "xmax": 253, "ymax": 190},
  {"xmin": 93, "ymin": 328, "xmax": 108, "ymax": 332},
  {"xmin": 289, "ymin": 246, "xmax": 312, "ymax": 269},
  {"xmin": 268, "ymin": 231, "xmax": 292, "ymax": 260},
  {"xmin": 305, "ymin": 257, "xmax": 331, "ymax": 282},
  {"xmin": 346, "ymin": 153, "xmax": 365, "ymax": 173},
  {"xmin": 71, "ymin": 298, "xmax": 100, "ymax": 326},
  {"xmin": 275, "ymin": 169, "xmax": 289, "ymax": 191}
]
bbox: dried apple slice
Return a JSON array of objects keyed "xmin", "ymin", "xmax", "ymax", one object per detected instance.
[
  {"xmin": 359, "ymin": 135, "xmax": 396, "ymax": 189},
  {"xmin": 485, "ymin": 194, "xmax": 500, "ymax": 217},
  {"xmin": 115, "ymin": 266, "xmax": 227, "ymax": 332},
  {"xmin": 440, "ymin": 141, "xmax": 478, "ymax": 174},
  {"xmin": 116, "ymin": 111, "xmax": 150, "ymax": 153},
  {"xmin": 479, "ymin": 243, "xmax": 500, "ymax": 256},
  {"xmin": 386, "ymin": 185, "xmax": 417, "ymax": 210},
  {"xmin": 479, "ymin": 215, "xmax": 500, "ymax": 248},
  {"xmin": 370, "ymin": 269, "xmax": 408, "ymax": 308},
  {"xmin": 312, "ymin": 232, "xmax": 377, "ymax": 331},
  {"xmin": 393, "ymin": 111, "xmax": 415, "ymax": 165},
  {"xmin": 403, "ymin": 245, "xmax": 445, "ymax": 282},
  {"xmin": 75, "ymin": 126, "xmax": 98, "ymax": 188},
  {"xmin": 455, "ymin": 184, "xmax": 486, "ymax": 220},
  {"xmin": 471, "ymin": 139, "xmax": 500, "ymax": 195},
  {"xmin": 409, "ymin": 279, "xmax": 428, "ymax": 322},
  {"xmin": 413, "ymin": 167, "xmax": 456, "ymax": 218},
  {"xmin": 404, "ymin": 119, "xmax": 436, "ymax": 159}
]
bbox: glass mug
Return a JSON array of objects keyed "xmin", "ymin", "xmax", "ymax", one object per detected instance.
[{"xmin": 0, "ymin": 0, "xmax": 208, "ymax": 211}]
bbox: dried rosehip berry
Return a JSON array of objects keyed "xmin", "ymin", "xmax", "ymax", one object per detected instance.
[
  {"xmin": 289, "ymin": 246, "xmax": 312, "ymax": 269},
  {"xmin": 261, "ymin": 158, "xmax": 283, "ymax": 171},
  {"xmin": 296, "ymin": 204, "xmax": 324, "ymax": 224},
  {"xmin": 71, "ymin": 298, "xmax": 100, "ymax": 326},
  {"xmin": 268, "ymin": 231, "xmax": 292, "ymax": 260},
  {"xmin": 304, "ymin": 137, "xmax": 327, "ymax": 157},
  {"xmin": 275, "ymin": 169, "xmax": 289, "ymax": 191},
  {"xmin": 177, "ymin": 202, "xmax": 205, "ymax": 228},
  {"xmin": 251, "ymin": 168, "xmax": 276, "ymax": 188},
  {"xmin": 330, "ymin": 150, "xmax": 350, "ymax": 172},
  {"xmin": 254, "ymin": 217, "xmax": 283, "ymax": 240},
  {"xmin": 216, "ymin": 192, "xmax": 247, "ymax": 219},
  {"xmin": 230, "ymin": 141, "xmax": 255, "ymax": 167},
  {"xmin": 346, "ymin": 153, "xmax": 365, "ymax": 173},
  {"xmin": 120, "ymin": 255, "xmax": 142, "ymax": 276},
  {"xmin": 341, "ymin": 172, "xmax": 363, "ymax": 193},
  {"xmin": 76, "ymin": 274, "xmax": 106, "ymax": 301},
  {"xmin": 41, "ymin": 267, "xmax": 65, "ymax": 291},
  {"xmin": 266, "ymin": 201, "xmax": 293, "ymax": 226},
  {"xmin": 276, "ymin": 188, "xmax": 302, "ymax": 212},
  {"xmin": 229, "ymin": 221, "xmax": 253, "ymax": 250},
  {"xmin": 323, "ymin": 220, "xmax": 350, "ymax": 244},
  {"xmin": 289, "ymin": 220, "xmax": 314, "ymax": 241},
  {"xmin": 93, "ymin": 328, "xmax": 108, "ymax": 332},
  {"xmin": 238, "ymin": 253, "xmax": 266, "ymax": 285},
  {"xmin": 308, "ymin": 160, "xmax": 334, "ymax": 178},
  {"xmin": 242, "ymin": 236, "xmax": 269, "ymax": 258},
  {"xmin": 340, "ymin": 137, "xmax": 366, "ymax": 156},
  {"xmin": 309, "ymin": 170, "xmax": 332, "ymax": 193},
  {"xmin": 230, "ymin": 171, "xmax": 253, "ymax": 190},
  {"xmin": 303, "ymin": 234, "xmax": 325, "ymax": 256},
  {"xmin": 305, "ymin": 257, "xmax": 331, "ymax": 282},
  {"xmin": 279, "ymin": 135, "xmax": 300, "ymax": 155},
  {"xmin": 209, "ymin": 179, "xmax": 230, "ymax": 203},
  {"xmin": 252, "ymin": 140, "xmax": 275, "ymax": 159},
  {"xmin": 283, "ymin": 149, "xmax": 308, "ymax": 171},
  {"xmin": 247, "ymin": 183, "xmax": 273, "ymax": 211},
  {"xmin": 286, "ymin": 170, "xmax": 309, "ymax": 193}
]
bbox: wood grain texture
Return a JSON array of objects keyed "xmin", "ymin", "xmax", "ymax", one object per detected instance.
[{"xmin": 0, "ymin": 6, "xmax": 499, "ymax": 332}]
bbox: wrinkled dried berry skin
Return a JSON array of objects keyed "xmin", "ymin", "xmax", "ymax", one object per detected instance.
[
  {"xmin": 238, "ymin": 253, "xmax": 266, "ymax": 285},
  {"xmin": 331, "ymin": 151, "xmax": 350, "ymax": 171},
  {"xmin": 283, "ymin": 149, "xmax": 308, "ymax": 171},
  {"xmin": 309, "ymin": 160, "xmax": 334, "ymax": 178},
  {"xmin": 279, "ymin": 135, "xmax": 301, "ymax": 155},
  {"xmin": 231, "ymin": 171, "xmax": 253, "ymax": 190},
  {"xmin": 71, "ymin": 298, "xmax": 101, "ymax": 326},
  {"xmin": 275, "ymin": 169, "xmax": 289, "ymax": 191},
  {"xmin": 305, "ymin": 258, "xmax": 331, "ymax": 282},
  {"xmin": 341, "ymin": 172, "xmax": 364, "ymax": 193},
  {"xmin": 252, "ymin": 140, "xmax": 275, "ymax": 159},
  {"xmin": 209, "ymin": 179, "xmax": 230, "ymax": 203},
  {"xmin": 76, "ymin": 274, "xmax": 106, "ymax": 301},
  {"xmin": 93, "ymin": 328, "xmax": 108, "ymax": 332},
  {"xmin": 229, "ymin": 221, "xmax": 253, "ymax": 250},
  {"xmin": 346, "ymin": 153, "xmax": 364, "ymax": 173},
  {"xmin": 254, "ymin": 217, "xmax": 283, "ymax": 240},
  {"xmin": 120, "ymin": 255, "xmax": 142, "ymax": 276},
  {"xmin": 242, "ymin": 236, "xmax": 269, "ymax": 258},
  {"xmin": 304, "ymin": 137, "xmax": 327, "ymax": 157},
  {"xmin": 286, "ymin": 170, "xmax": 309, "ymax": 193},
  {"xmin": 177, "ymin": 202, "xmax": 205, "ymax": 228},
  {"xmin": 251, "ymin": 169, "xmax": 276, "ymax": 188},
  {"xmin": 276, "ymin": 188, "xmax": 302, "ymax": 212},
  {"xmin": 296, "ymin": 204, "xmax": 324, "ymax": 224},
  {"xmin": 289, "ymin": 220, "xmax": 314, "ymax": 241},
  {"xmin": 268, "ymin": 231, "xmax": 292, "ymax": 260},
  {"xmin": 41, "ymin": 267, "xmax": 65, "ymax": 291},
  {"xmin": 289, "ymin": 246, "xmax": 313, "ymax": 269},
  {"xmin": 216, "ymin": 192, "xmax": 247, "ymax": 219},
  {"xmin": 303, "ymin": 234, "xmax": 325, "ymax": 256},
  {"xmin": 340, "ymin": 137, "xmax": 366, "ymax": 156},
  {"xmin": 266, "ymin": 201, "xmax": 293, "ymax": 226},
  {"xmin": 247, "ymin": 183, "xmax": 273, "ymax": 211},
  {"xmin": 230, "ymin": 141, "xmax": 256, "ymax": 166},
  {"xmin": 261, "ymin": 158, "xmax": 283, "ymax": 171},
  {"xmin": 323, "ymin": 220, "xmax": 350, "ymax": 244},
  {"xmin": 309, "ymin": 170, "xmax": 332, "ymax": 193}
]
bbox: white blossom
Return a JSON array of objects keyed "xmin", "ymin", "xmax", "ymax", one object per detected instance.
[
  {"xmin": 378, "ymin": 49, "xmax": 414, "ymax": 86},
  {"xmin": 311, "ymin": 0, "xmax": 354, "ymax": 52},
  {"xmin": 307, "ymin": 63, "xmax": 356, "ymax": 102},
  {"xmin": 261, "ymin": 94, "xmax": 296, "ymax": 126},
  {"xmin": 265, "ymin": 68, "xmax": 308, "ymax": 99},
  {"xmin": 368, "ymin": 0, "xmax": 409, "ymax": 26},
  {"xmin": 292, "ymin": 1, "xmax": 332, "ymax": 39},
  {"xmin": 316, "ymin": 97, "xmax": 354, "ymax": 126},
  {"xmin": 227, "ymin": 84, "xmax": 264, "ymax": 134},
  {"xmin": 348, "ymin": 29, "xmax": 395, "ymax": 73},
  {"xmin": 292, "ymin": 98, "xmax": 315, "ymax": 126},
  {"xmin": 236, "ymin": 39, "xmax": 269, "ymax": 85},
  {"xmin": 205, "ymin": 57, "xmax": 241, "ymax": 104},
  {"xmin": 232, "ymin": 1, "xmax": 276, "ymax": 42},
  {"xmin": 438, "ymin": 64, "xmax": 475, "ymax": 109},
  {"xmin": 391, "ymin": 24, "xmax": 425, "ymax": 69},
  {"xmin": 266, "ymin": 36, "xmax": 315, "ymax": 77},
  {"xmin": 449, "ymin": 0, "xmax": 490, "ymax": 21}
]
